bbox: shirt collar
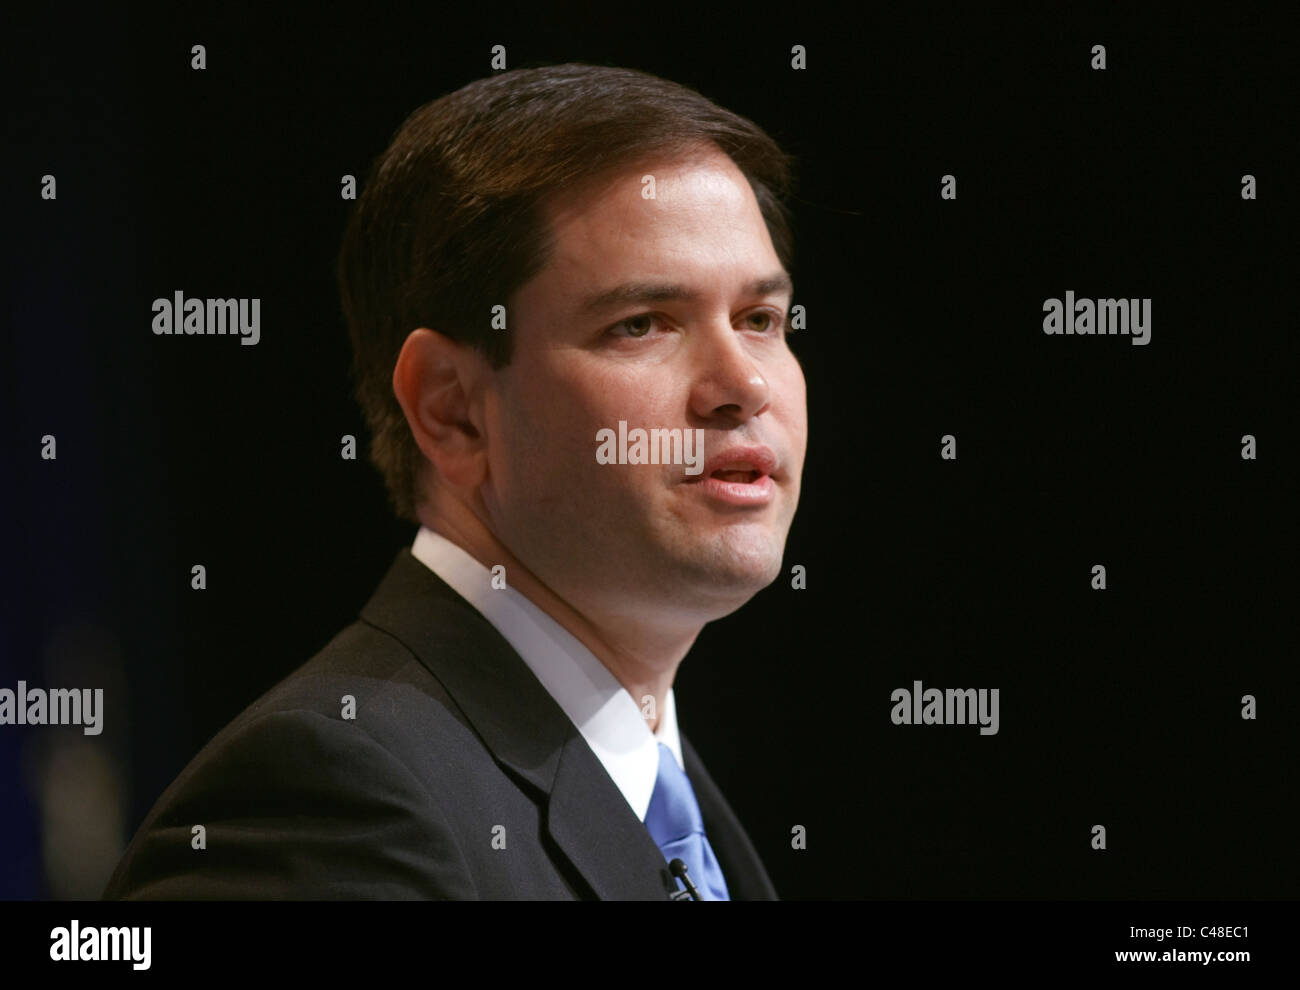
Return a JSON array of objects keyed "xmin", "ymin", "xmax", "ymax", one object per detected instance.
[{"xmin": 410, "ymin": 525, "xmax": 681, "ymax": 820}]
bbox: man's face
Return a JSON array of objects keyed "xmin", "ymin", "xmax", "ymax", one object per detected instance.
[{"xmin": 479, "ymin": 146, "xmax": 807, "ymax": 626}]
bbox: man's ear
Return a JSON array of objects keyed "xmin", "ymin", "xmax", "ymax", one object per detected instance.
[{"xmin": 392, "ymin": 328, "xmax": 490, "ymax": 491}]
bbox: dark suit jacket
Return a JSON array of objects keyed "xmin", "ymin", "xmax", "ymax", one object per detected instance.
[{"xmin": 103, "ymin": 548, "xmax": 777, "ymax": 900}]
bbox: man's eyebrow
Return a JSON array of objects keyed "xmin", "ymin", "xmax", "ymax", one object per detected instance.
[{"xmin": 577, "ymin": 271, "xmax": 794, "ymax": 315}]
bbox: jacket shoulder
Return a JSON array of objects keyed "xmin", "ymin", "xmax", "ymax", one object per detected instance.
[{"xmin": 103, "ymin": 620, "xmax": 482, "ymax": 900}]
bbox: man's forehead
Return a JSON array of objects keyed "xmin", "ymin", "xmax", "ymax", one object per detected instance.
[
  {"xmin": 528, "ymin": 149, "xmax": 783, "ymax": 307},
  {"xmin": 541, "ymin": 146, "xmax": 754, "ymax": 235}
]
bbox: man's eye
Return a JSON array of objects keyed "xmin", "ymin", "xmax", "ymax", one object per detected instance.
[
  {"xmin": 607, "ymin": 311, "xmax": 785, "ymax": 338},
  {"xmin": 744, "ymin": 310, "xmax": 784, "ymax": 333},
  {"xmin": 609, "ymin": 314, "xmax": 659, "ymax": 338}
]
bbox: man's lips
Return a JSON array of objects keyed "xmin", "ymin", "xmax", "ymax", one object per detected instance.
[
  {"xmin": 689, "ymin": 444, "xmax": 779, "ymax": 482},
  {"xmin": 680, "ymin": 445, "xmax": 780, "ymax": 506}
]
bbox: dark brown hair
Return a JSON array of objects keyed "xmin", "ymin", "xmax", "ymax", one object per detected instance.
[{"xmin": 338, "ymin": 63, "xmax": 796, "ymax": 523}]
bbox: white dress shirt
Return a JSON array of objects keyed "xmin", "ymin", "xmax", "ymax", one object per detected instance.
[{"xmin": 410, "ymin": 526, "xmax": 683, "ymax": 822}]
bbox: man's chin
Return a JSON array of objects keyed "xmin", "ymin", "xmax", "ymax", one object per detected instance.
[{"xmin": 669, "ymin": 546, "xmax": 786, "ymax": 613}]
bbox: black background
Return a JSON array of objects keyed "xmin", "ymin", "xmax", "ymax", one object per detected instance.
[{"xmin": 6, "ymin": 6, "xmax": 1296, "ymax": 900}]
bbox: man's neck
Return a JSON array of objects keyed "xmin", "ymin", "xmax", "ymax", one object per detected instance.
[{"xmin": 417, "ymin": 501, "xmax": 697, "ymax": 734}]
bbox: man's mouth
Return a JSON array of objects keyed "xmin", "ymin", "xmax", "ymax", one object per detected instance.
[
  {"xmin": 691, "ymin": 445, "xmax": 779, "ymax": 483},
  {"xmin": 710, "ymin": 468, "xmax": 762, "ymax": 484},
  {"xmin": 682, "ymin": 447, "xmax": 778, "ymax": 506}
]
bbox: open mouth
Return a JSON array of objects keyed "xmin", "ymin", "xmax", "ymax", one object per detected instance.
[
  {"xmin": 685, "ymin": 458, "xmax": 776, "ymax": 504},
  {"xmin": 710, "ymin": 469, "xmax": 762, "ymax": 483}
]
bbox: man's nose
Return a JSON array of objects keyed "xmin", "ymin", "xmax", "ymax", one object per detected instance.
[{"xmin": 687, "ymin": 322, "xmax": 771, "ymax": 422}]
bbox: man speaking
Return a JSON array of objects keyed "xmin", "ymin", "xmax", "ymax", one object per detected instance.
[{"xmin": 104, "ymin": 63, "xmax": 807, "ymax": 900}]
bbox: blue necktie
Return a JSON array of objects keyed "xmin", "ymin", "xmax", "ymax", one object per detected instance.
[{"xmin": 644, "ymin": 742, "xmax": 731, "ymax": 900}]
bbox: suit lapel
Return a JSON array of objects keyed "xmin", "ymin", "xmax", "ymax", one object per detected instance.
[
  {"xmin": 360, "ymin": 549, "xmax": 675, "ymax": 900},
  {"xmin": 681, "ymin": 733, "xmax": 779, "ymax": 900},
  {"xmin": 546, "ymin": 734, "xmax": 680, "ymax": 899}
]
